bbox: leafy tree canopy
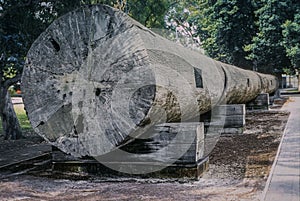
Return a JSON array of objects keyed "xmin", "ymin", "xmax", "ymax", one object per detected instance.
[
  {"xmin": 244, "ymin": 0, "xmax": 295, "ymax": 73},
  {"xmin": 281, "ymin": 2, "xmax": 300, "ymax": 69},
  {"xmin": 0, "ymin": 0, "xmax": 82, "ymax": 83},
  {"xmin": 166, "ymin": 0, "xmax": 258, "ymax": 70},
  {"xmin": 167, "ymin": 0, "xmax": 300, "ymax": 74},
  {"xmin": 203, "ymin": 0, "xmax": 258, "ymax": 69}
]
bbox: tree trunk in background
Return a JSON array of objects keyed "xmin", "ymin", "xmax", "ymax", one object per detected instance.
[
  {"xmin": 298, "ymin": 73, "xmax": 300, "ymax": 92},
  {"xmin": 0, "ymin": 87, "xmax": 23, "ymax": 140}
]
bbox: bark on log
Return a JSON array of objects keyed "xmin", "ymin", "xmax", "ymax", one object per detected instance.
[
  {"xmin": 0, "ymin": 90, "xmax": 22, "ymax": 140},
  {"xmin": 298, "ymin": 73, "xmax": 300, "ymax": 92},
  {"xmin": 22, "ymin": 5, "xmax": 278, "ymax": 157}
]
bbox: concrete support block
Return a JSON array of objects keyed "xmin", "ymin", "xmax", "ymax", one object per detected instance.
[
  {"xmin": 222, "ymin": 127, "xmax": 244, "ymax": 135},
  {"xmin": 212, "ymin": 104, "xmax": 245, "ymax": 128},
  {"xmin": 246, "ymin": 93, "xmax": 270, "ymax": 110},
  {"xmin": 203, "ymin": 104, "xmax": 246, "ymax": 135},
  {"xmin": 52, "ymin": 122, "xmax": 209, "ymax": 180},
  {"xmin": 213, "ymin": 104, "xmax": 246, "ymax": 116}
]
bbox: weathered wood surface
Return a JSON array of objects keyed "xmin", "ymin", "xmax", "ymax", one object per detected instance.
[{"xmin": 22, "ymin": 5, "xmax": 278, "ymax": 157}]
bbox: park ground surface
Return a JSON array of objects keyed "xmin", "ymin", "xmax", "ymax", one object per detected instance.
[{"xmin": 0, "ymin": 98, "xmax": 291, "ymax": 201}]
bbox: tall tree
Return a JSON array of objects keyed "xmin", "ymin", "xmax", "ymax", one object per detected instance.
[
  {"xmin": 127, "ymin": 0, "xmax": 172, "ymax": 28},
  {"xmin": 281, "ymin": 1, "xmax": 300, "ymax": 89},
  {"xmin": 244, "ymin": 0, "xmax": 293, "ymax": 73},
  {"xmin": 201, "ymin": 0, "xmax": 257, "ymax": 69},
  {"xmin": 281, "ymin": 2, "xmax": 300, "ymax": 69},
  {"xmin": 166, "ymin": 0, "xmax": 257, "ymax": 69},
  {"xmin": 165, "ymin": 0, "xmax": 207, "ymax": 50},
  {"xmin": 0, "ymin": 0, "xmax": 42, "ymax": 139},
  {"xmin": 88, "ymin": 0, "xmax": 172, "ymax": 28}
]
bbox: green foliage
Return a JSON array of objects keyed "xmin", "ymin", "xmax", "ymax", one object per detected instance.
[
  {"xmin": 0, "ymin": 0, "xmax": 83, "ymax": 83},
  {"xmin": 201, "ymin": 0, "xmax": 257, "ymax": 69},
  {"xmin": 167, "ymin": 0, "xmax": 300, "ymax": 73},
  {"xmin": 167, "ymin": 0, "xmax": 257, "ymax": 69},
  {"xmin": 83, "ymin": 0, "xmax": 172, "ymax": 28},
  {"xmin": 0, "ymin": 0, "xmax": 172, "ymax": 82},
  {"xmin": 0, "ymin": 0, "xmax": 84, "ymax": 138},
  {"xmin": 3, "ymin": 64, "xmax": 17, "ymax": 79},
  {"xmin": 127, "ymin": 0, "xmax": 172, "ymax": 28},
  {"xmin": 14, "ymin": 105, "xmax": 32, "ymax": 131},
  {"xmin": 282, "ymin": 67, "xmax": 295, "ymax": 75},
  {"xmin": 8, "ymin": 86, "xmax": 16, "ymax": 96},
  {"xmin": 84, "ymin": 0, "xmax": 123, "ymax": 9},
  {"xmin": 245, "ymin": 0, "xmax": 294, "ymax": 73},
  {"xmin": 282, "ymin": 8, "xmax": 300, "ymax": 69},
  {"xmin": 1, "ymin": 0, "xmax": 300, "ymax": 78},
  {"xmin": 165, "ymin": 0, "xmax": 206, "ymax": 49}
]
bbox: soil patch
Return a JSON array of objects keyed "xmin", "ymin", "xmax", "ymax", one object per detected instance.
[
  {"xmin": 0, "ymin": 108, "xmax": 290, "ymax": 201},
  {"xmin": 204, "ymin": 110, "xmax": 289, "ymax": 180}
]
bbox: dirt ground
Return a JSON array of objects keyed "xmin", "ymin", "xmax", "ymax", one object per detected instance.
[
  {"xmin": 0, "ymin": 107, "xmax": 290, "ymax": 201},
  {"xmin": 205, "ymin": 110, "xmax": 289, "ymax": 180}
]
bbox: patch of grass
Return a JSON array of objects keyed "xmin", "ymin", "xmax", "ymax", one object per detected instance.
[
  {"xmin": 0, "ymin": 104, "xmax": 32, "ymax": 134},
  {"xmin": 14, "ymin": 105, "xmax": 32, "ymax": 130},
  {"xmin": 285, "ymin": 88, "xmax": 299, "ymax": 92},
  {"xmin": 286, "ymin": 90, "xmax": 299, "ymax": 93}
]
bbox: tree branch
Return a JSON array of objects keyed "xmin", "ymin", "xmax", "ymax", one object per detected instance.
[
  {"xmin": 3, "ymin": 73, "xmax": 22, "ymax": 90},
  {"xmin": 173, "ymin": 18, "xmax": 202, "ymax": 47}
]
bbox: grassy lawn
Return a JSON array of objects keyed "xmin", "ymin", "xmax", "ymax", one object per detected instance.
[
  {"xmin": 286, "ymin": 89, "xmax": 299, "ymax": 92},
  {"xmin": 0, "ymin": 104, "xmax": 32, "ymax": 134}
]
